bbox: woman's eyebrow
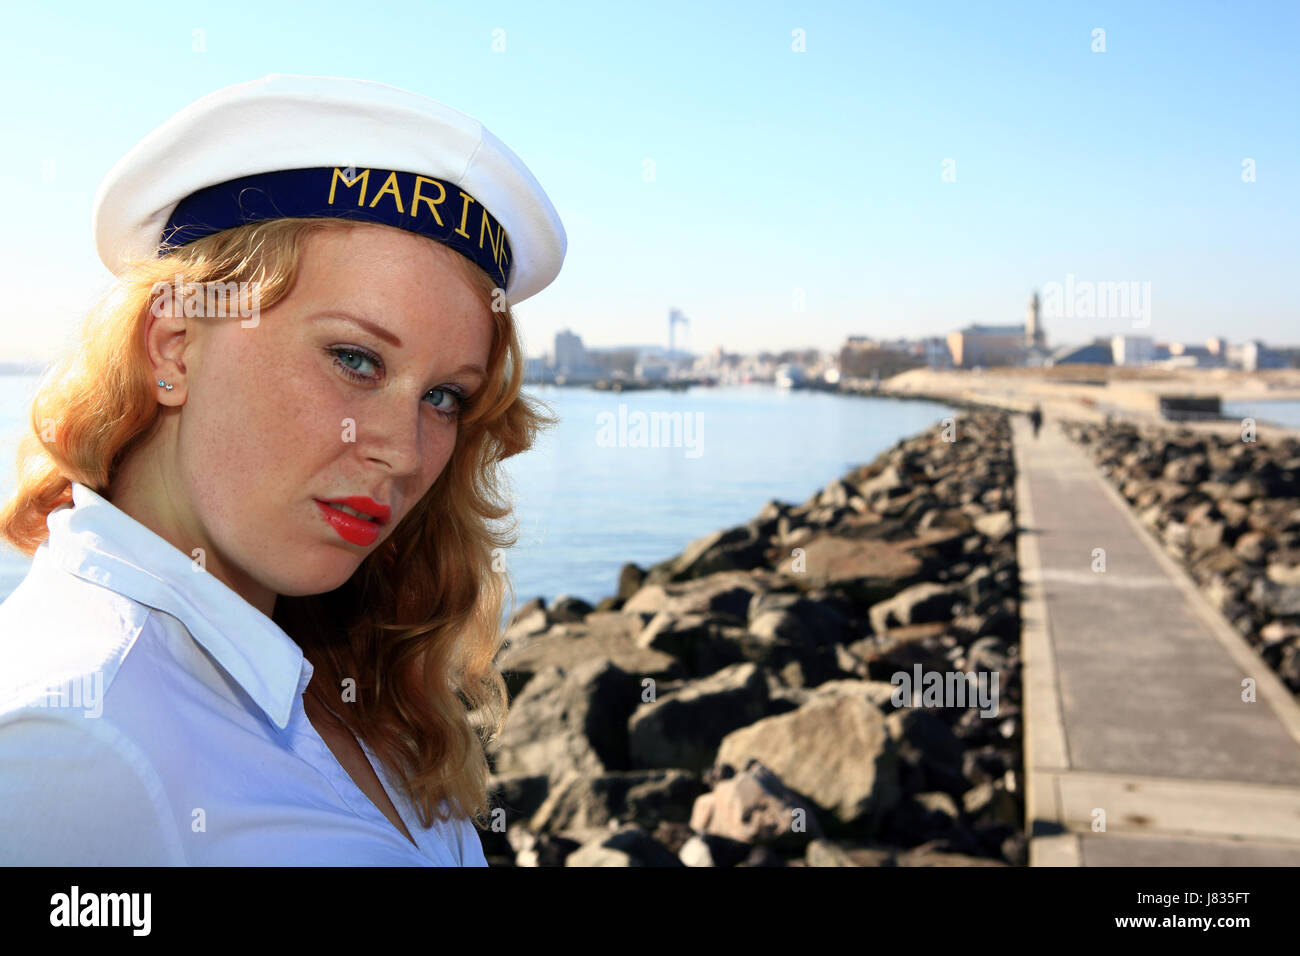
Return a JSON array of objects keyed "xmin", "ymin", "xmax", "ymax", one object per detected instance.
[
  {"xmin": 315, "ymin": 311, "xmax": 485, "ymax": 379},
  {"xmin": 315, "ymin": 310, "xmax": 405, "ymax": 348}
]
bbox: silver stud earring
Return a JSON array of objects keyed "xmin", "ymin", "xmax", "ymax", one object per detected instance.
[{"xmin": 158, "ymin": 379, "xmax": 174, "ymax": 391}]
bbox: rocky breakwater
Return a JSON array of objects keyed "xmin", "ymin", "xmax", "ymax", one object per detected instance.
[
  {"xmin": 1059, "ymin": 418, "xmax": 1300, "ymax": 694},
  {"xmin": 484, "ymin": 410, "xmax": 1024, "ymax": 866}
]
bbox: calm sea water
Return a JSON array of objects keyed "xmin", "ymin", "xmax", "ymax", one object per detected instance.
[
  {"xmin": 1222, "ymin": 400, "xmax": 1300, "ymax": 430},
  {"xmin": 0, "ymin": 376, "xmax": 953, "ymax": 609}
]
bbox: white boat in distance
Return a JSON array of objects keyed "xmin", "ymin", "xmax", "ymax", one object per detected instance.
[{"xmin": 775, "ymin": 363, "xmax": 806, "ymax": 389}]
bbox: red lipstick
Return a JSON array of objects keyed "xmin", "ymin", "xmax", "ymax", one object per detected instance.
[
  {"xmin": 314, "ymin": 497, "xmax": 390, "ymax": 547},
  {"xmin": 322, "ymin": 497, "xmax": 391, "ymax": 524}
]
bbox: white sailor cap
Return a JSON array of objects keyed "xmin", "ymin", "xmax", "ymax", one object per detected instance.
[{"xmin": 91, "ymin": 73, "xmax": 566, "ymax": 304}]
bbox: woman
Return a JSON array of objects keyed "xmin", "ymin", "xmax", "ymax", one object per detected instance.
[{"xmin": 0, "ymin": 74, "xmax": 565, "ymax": 865}]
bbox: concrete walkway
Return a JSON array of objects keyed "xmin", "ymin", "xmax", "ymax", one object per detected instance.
[{"xmin": 1013, "ymin": 416, "xmax": 1300, "ymax": 865}]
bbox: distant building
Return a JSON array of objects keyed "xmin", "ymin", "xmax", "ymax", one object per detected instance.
[
  {"xmin": 1239, "ymin": 340, "xmax": 1285, "ymax": 372},
  {"xmin": 1024, "ymin": 293, "xmax": 1053, "ymax": 366},
  {"xmin": 523, "ymin": 356, "xmax": 553, "ymax": 382},
  {"xmin": 635, "ymin": 357, "xmax": 671, "ymax": 380},
  {"xmin": 1049, "ymin": 339, "xmax": 1113, "ymax": 365},
  {"xmin": 1269, "ymin": 346, "xmax": 1300, "ymax": 369},
  {"xmin": 1111, "ymin": 335, "xmax": 1155, "ymax": 367},
  {"xmin": 555, "ymin": 329, "xmax": 586, "ymax": 370},
  {"xmin": 883, "ymin": 337, "xmax": 926, "ymax": 353},
  {"xmin": 1169, "ymin": 343, "xmax": 1209, "ymax": 359},
  {"xmin": 1161, "ymin": 343, "xmax": 1220, "ymax": 368},
  {"xmin": 919, "ymin": 336, "xmax": 953, "ymax": 369},
  {"xmin": 551, "ymin": 328, "xmax": 604, "ymax": 381},
  {"xmin": 585, "ymin": 346, "xmax": 639, "ymax": 378},
  {"xmin": 1025, "ymin": 292, "xmax": 1045, "ymax": 350},
  {"xmin": 1023, "ymin": 345, "xmax": 1053, "ymax": 367},
  {"xmin": 839, "ymin": 336, "xmax": 926, "ymax": 378},
  {"xmin": 947, "ymin": 324, "xmax": 1026, "ymax": 368},
  {"xmin": 946, "ymin": 292, "xmax": 1050, "ymax": 368}
]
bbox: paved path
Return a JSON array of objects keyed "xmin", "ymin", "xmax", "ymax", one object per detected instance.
[{"xmin": 1013, "ymin": 415, "xmax": 1300, "ymax": 865}]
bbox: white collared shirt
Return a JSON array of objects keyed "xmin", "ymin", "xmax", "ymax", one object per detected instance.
[{"xmin": 0, "ymin": 481, "xmax": 488, "ymax": 866}]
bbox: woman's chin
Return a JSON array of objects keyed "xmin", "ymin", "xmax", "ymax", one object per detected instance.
[{"xmin": 271, "ymin": 559, "xmax": 363, "ymax": 598}]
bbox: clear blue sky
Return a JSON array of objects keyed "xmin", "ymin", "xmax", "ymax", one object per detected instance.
[{"xmin": 1, "ymin": 0, "xmax": 1295, "ymax": 363}]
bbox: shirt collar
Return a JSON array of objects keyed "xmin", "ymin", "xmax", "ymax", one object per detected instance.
[{"xmin": 44, "ymin": 480, "xmax": 309, "ymax": 730}]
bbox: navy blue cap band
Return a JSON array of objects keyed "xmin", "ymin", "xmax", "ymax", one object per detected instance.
[{"xmin": 159, "ymin": 167, "xmax": 513, "ymax": 289}]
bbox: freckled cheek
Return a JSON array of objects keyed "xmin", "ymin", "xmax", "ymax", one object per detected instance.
[
  {"xmin": 275, "ymin": 367, "xmax": 351, "ymax": 461},
  {"xmin": 178, "ymin": 381, "xmax": 274, "ymax": 545},
  {"xmin": 202, "ymin": 354, "xmax": 341, "ymax": 486},
  {"xmin": 421, "ymin": 427, "xmax": 458, "ymax": 486}
]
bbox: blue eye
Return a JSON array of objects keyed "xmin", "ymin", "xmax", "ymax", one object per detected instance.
[
  {"xmin": 328, "ymin": 346, "xmax": 469, "ymax": 421},
  {"xmin": 334, "ymin": 347, "xmax": 378, "ymax": 377},
  {"xmin": 425, "ymin": 386, "xmax": 466, "ymax": 416}
]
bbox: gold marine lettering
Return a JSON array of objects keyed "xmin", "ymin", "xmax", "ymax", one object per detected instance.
[
  {"xmin": 324, "ymin": 172, "xmax": 506, "ymax": 282},
  {"xmin": 454, "ymin": 191, "xmax": 475, "ymax": 239},
  {"xmin": 328, "ymin": 168, "xmax": 370, "ymax": 206},
  {"xmin": 411, "ymin": 176, "xmax": 447, "ymax": 225},
  {"xmin": 368, "ymin": 171, "xmax": 405, "ymax": 213},
  {"xmin": 478, "ymin": 211, "xmax": 509, "ymax": 279}
]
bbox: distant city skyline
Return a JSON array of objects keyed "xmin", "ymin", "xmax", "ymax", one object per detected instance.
[
  {"xmin": 535, "ymin": 302, "xmax": 1299, "ymax": 366},
  {"xmin": 521, "ymin": 313, "xmax": 1297, "ymax": 391},
  {"xmin": 1, "ymin": 1, "xmax": 1296, "ymax": 363}
]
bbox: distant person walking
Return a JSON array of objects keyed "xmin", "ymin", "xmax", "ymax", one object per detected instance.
[{"xmin": 1029, "ymin": 404, "xmax": 1043, "ymax": 438}]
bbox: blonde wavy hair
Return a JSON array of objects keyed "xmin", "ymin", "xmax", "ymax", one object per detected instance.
[{"xmin": 0, "ymin": 216, "xmax": 557, "ymax": 832}]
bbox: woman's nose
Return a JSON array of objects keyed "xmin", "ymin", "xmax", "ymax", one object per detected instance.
[{"xmin": 357, "ymin": 393, "xmax": 426, "ymax": 477}]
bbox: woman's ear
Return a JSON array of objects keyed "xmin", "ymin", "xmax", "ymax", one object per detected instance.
[{"xmin": 143, "ymin": 276, "xmax": 192, "ymax": 405}]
